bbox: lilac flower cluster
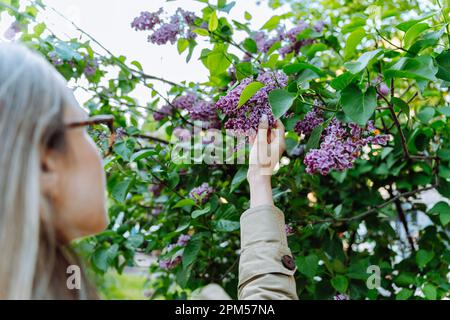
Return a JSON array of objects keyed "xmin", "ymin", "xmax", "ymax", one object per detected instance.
[
  {"xmin": 48, "ymin": 51, "xmax": 63, "ymax": 66},
  {"xmin": 215, "ymin": 71, "xmax": 288, "ymax": 133},
  {"xmin": 173, "ymin": 127, "xmax": 191, "ymax": 142},
  {"xmin": 285, "ymin": 224, "xmax": 295, "ymax": 236},
  {"xmin": 302, "ymin": 115, "xmax": 389, "ymax": 175},
  {"xmin": 189, "ymin": 182, "xmax": 214, "ymax": 205},
  {"xmin": 159, "ymin": 256, "xmax": 182, "ymax": 270},
  {"xmin": 158, "ymin": 234, "xmax": 191, "ymax": 270},
  {"xmin": 4, "ymin": 22, "xmax": 21, "ymax": 40},
  {"xmin": 131, "ymin": 8, "xmax": 197, "ymax": 46},
  {"xmin": 252, "ymin": 20, "xmax": 323, "ymax": 57},
  {"xmin": 131, "ymin": 8, "xmax": 163, "ymax": 31},
  {"xmin": 153, "ymin": 104, "xmax": 174, "ymax": 121},
  {"xmin": 254, "ymin": 31, "xmax": 278, "ymax": 53},
  {"xmin": 149, "ymin": 183, "xmax": 164, "ymax": 197},
  {"xmin": 294, "ymin": 107, "xmax": 324, "ymax": 136},
  {"xmin": 372, "ymin": 75, "xmax": 390, "ymax": 97},
  {"xmin": 155, "ymin": 93, "xmax": 220, "ymax": 128},
  {"xmin": 83, "ymin": 58, "xmax": 99, "ymax": 77}
]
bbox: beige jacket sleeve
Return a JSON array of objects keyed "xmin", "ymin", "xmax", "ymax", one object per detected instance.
[{"xmin": 238, "ymin": 205, "xmax": 298, "ymax": 300}]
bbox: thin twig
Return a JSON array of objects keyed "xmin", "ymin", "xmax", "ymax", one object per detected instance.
[{"xmin": 311, "ymin": 184, "xmax": 437, "ymax": 225}]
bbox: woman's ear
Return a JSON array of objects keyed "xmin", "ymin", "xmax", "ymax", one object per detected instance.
[{"xmin": 40, "ymin": 149, "xmax": 60, "ymax": 200}]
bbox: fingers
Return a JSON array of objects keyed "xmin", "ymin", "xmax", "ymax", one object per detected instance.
[
  {"xmin": 258, "ymin": 114, "xmax": 269, "ymax": 130},
  {"xmin": 271, "ymin": 119, "xmax": 285, "ymax": 143}
]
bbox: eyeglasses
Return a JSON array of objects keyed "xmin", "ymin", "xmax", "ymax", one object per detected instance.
[{"xmin": 66, "ymin": 115, "xmax": 116, "ymax": 157}]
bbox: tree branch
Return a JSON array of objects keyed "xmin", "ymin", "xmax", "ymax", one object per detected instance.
[{"xmin": 310, "ymin": 184, "xmax": 437, "ymax": 225}]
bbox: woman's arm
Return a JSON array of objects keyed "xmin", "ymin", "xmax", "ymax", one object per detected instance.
[{"xmin": 238, "ymin": 116, "xmax": 298, "ymax": 300}]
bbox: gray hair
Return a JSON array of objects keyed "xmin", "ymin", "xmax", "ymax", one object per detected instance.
[{"xmin": 0, "ymin": 43, "xmax": 92, "ymax": 299}]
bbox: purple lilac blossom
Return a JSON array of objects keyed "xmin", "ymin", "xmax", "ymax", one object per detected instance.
[
  {"xmin": 215, "ymin": 71, "xmax": 288, "ymax": 133},
  {"xmin": 189, "ymin": 182, "xmax": 214, "ymax": 205},
  {"xmin": 4, "ymin": 22, "xmax": 21, "ymax": 40},
  {"xmin": 48, "ymin": 51, "xmax": 63, "ymax": 66},
  {"xmin": 313, "ymin": 21, "xmax": 325, "ymax": 33},
  {"xmin": 115, "ymin": 127, "xmax": 127, "ymax": 139},
  {"xmin": 149, "ymin": 23, "xmax": 180, "ymax": 45},
  {"xmin": 285, "ymin": 224, "xmax": 295, "ymax": 236},
  {"xmin": 149, "ymin": 183, "xmax": 164, "ymax": 197},
  {"xmin": 131, "ymin": 9, "xmax": 163, "ymax": 31},
  {"xmin": 84, "ymin": 58, "xmax": 99, "ymax": 77},
  {"xmin": 176, "ymin": 234, "xmax": 191, "ymax": 247},
  {"xmin": 172, "ymin": 93, "xmax": 220, "ymax": 127},
  {"xmin": 294, "ymin": 108, "xmax": 324, "ymax": 136},
  {"xmin": 132, "ymin": 8, "xmax": 197, "ymax": 46},
  {"xmin": 254, "ymin": 31, "xmax": 277, "ymax": 53},
  {"xmin": 303, "ymin": 118, "xmax": 390, "ymax": 175},
  {"xmin": 153, "ymin": 104, "xmax": 173, "ymax": 121},
  {"xmin": 159, "ymin": 255, "xmax": 182, "ymax": 270},
  {"xmin": 173, "ymin": 127, "xmax": 191, "ymax": 142},
  {"xmin": 377, "ymin": 82, "xmax": 390, "ymax": 96}
]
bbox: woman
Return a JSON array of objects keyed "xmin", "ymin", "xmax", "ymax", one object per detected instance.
[{"xmin": 0, "ymin": 43, "xmax": 297, "ymax": 300}]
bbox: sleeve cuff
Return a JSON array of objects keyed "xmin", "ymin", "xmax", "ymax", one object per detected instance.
[{"xmin": 239, "ymin": 205, "xmax": 296, "ymax": 287}]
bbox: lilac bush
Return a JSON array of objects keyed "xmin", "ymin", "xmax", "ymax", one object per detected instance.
[{"xmin": 216, "ymin": 71, "xmax": 288, "ymax": 133}]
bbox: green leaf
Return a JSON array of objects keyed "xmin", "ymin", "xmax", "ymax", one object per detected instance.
[
  {"xmin": 113, "ymin": 139, "xmax": 135, "ymax": 161},
  {"xmin": 177, "ymin": 38, "xmax": 189, "ymax": 54},
  {"xmin": 391, "ymin": 97, "xmax": 410, "ymax": 119},
  {"xmin": 437, "ymin": 148, "xmax": 450, "ymax": 160},
  {"xmin": 283, "ymin": 62, "xmax": 325, "ymax": 76},
  {"xmin": 416, "ymin": 249, "xmax": 434, "ymax": 269},
  {"xmin": 330, "ymin": 72, "xmax": 355, "ymax": 90},
  {"xmin": 213, "ymin": 219, "xmax": 240, "ymax": 232},
  {"xmin": 261, "ymin": 15, "xmax": 280, "ymax": 31},
  {"xmin": 192, "ymin": 28, "xmax": 209, "ymax": 36},
  {"xmin": 305, "ymin": 124, "xmax": 323, "ymax": 152},
  {"xmin": 344, "ymin": 28, "xmax": 365, "ymax": 60},
  {"xmin": 340, "ymin": 85, "xmax": 377, "ymax": 126},
  {"xmin": 384, "ymin": 56, "xmax": 438, "ymax": 81},
  {"xmin": 268, "ymin": 89, "xmax": 296, "ymax": 118},
  {"xmin": 209, "ymin": 11, "xmax": 219, "ymax": 32},
  {"xmin": 182, "ymin": 233, "xmax": 203, "ymax": 268},
  {"xmin": 439, "ymin": 165, "xmax": 450, "ymax": 179},
  {"xmin": 409, "ymin": 28, "xmax": 444, "ymax": 55},
  {"xmin": 404, "ymin": 23, "xmax": 429, "ymax": 49},
  {"xmin": 33, "ymin": 22, "xmax": 46, "ymax": 37},
  {"xmin": 173, "ymin": 198, "xmax": 196, "ymax": 209},
  {"xmin": 238, "ymin": 81, "xmax": 265, "ymax": 107},
  {"xmin": 130, "ymin": 149, "xmax": 156, "ymax": 162},
  {"xmin": 230, "ymin": 166, "xmax": 247, "ymax": 193},
  {"xmin": 417, "ymin": 107, "xmax": 435, "ymax": 123},
  {"xmin": 205, "ymin": 45, "xmax": 231, "ymax": 76},
  {"xmin": 331, "ymin": 275, "xmax": 349, "ymax": 293},
  {"xmin": 345, "ymin": 49, "xmax": 382, "ymax": 74},
  {"xmin": 191, "ymin": 204, "xmax": 211, "ymax": 219},
  {"xmin": 92, "ymin": 245, "xmax": 118, "ymax": 273},
  {"xmin": 396, "ymin": 14, "xmax": 434, "ymax": 32},
  {"xmin": 261, "ymin": 54, "xmax": 279, "ymax": 69},
  {"xmin": 125, "ymin": 234, "xmax": 144, "ymax": 249},
  {"xmin": 422, "ymin": 283, "xmax": 437, "ymax": 300},
  {"xmin": 435, "ymin": 50, "xmax": 450, "ymax": 82},
  {"xmin": 429, "ymin": 201, "xmax": 450, "ymax": 226},
  {"xmin": 244, "ymin": 11, "xmax": 252, "ymax": 20},
  {"xmin": 440, "ymin": 208, "xmax": 450, "ymax": 226},
  {"xmin": 396, "ymin": 288, "xmax": 413, "ymax": 300},
  {"xmin": 438, "ymin": 106, "xmax": 450, "ymax": 117},
  {"xmin": 242, "ymin": 38, "xmax": 257, "ymax": 53},
  {"xmin": 111, "ymin": 178, "xmax": 133, "ymax": 203},
  {"xmin": 296, "ymin": 254, "xmax": 319, "ymax": 279}
]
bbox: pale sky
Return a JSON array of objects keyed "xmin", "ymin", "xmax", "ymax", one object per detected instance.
[{"xmin": 16, "ymin": 0, "xmax": 290, "ymax": 104}]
